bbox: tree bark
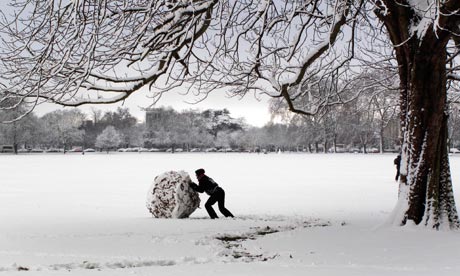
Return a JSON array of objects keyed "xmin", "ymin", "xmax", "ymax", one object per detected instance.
[
  {"xmin": 395, "ymin": 51, "xmax": 459, "ymax": 229},
  {"xmin": 377, "ymin": 1, "xmax": 459, "ymax": 229},
  {"xmin": 333, "ymin": 136, "xmax": 338, "ymax": 153}
]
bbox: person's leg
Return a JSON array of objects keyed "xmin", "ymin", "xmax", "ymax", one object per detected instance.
[
  {"xmin": 205, "ymin": 194, "xmax": 219, "ymax": 219},
  {"xmin": 395, "ymin": 170, "xmax": 400, "ymax": 181},
  {"xmin": 216, "ymin": 188, "xmax": 234, "ymax": 218}
]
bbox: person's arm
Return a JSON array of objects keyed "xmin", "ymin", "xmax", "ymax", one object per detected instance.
[{"xmin": 190, "ymin": 181, "xmax": 204, "ymax": 193}]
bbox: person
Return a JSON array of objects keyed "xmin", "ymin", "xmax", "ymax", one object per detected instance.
[
  {"xmin": 190, "ymin": 168, "xmax": 234, "ymax": 219},
  {"xmin": 394, "ymin": 154, "xmax": 401, "ymax": 181}
]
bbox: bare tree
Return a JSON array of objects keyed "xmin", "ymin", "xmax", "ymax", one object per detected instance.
[
  {"xmin": 0, "ymin": 0, "xmax": 218, "ymax": 112},
  {"xmin": 448, "ymin": 104, "xmax": 460, "ymax": 150},
  {"xmin": 351, "ymin": 70, "xmax": 399, "ymax": 153},
  {"xmin": 96, "ymin": 125, "xmax": 122, "ymax": 152},
  {"xmin": 0, "ymin": 103, "xmax": 40, "ymax": 152},
  {"xmin": 1, "ymin": 0, "xmax": 460, "ymax": 229},
  {"xmin": 41, "ymin": 109, "xmax": 85, "ymax": 151}
]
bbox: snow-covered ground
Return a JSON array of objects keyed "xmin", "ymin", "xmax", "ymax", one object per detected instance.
[{"xmin": 1, "ymin": 153, "xmax": 460, "ymax": 275}]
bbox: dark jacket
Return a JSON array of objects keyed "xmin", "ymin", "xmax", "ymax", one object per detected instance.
[
  {"xmin": 191, "ymin": 175, "xmax": 219, "ymax": 195},
  {"xmin": 394, "ymin": 155, "xmax": 401, "ymax": 169}
]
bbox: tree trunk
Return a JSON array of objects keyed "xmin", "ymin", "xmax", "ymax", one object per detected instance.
[
  {"xmin": 374, "ymin": 0, "xmax": 460, "ymax": 231},
  {"xmin": 323, "ymin": 139, "xmax": 328, "ymax": 153},
  {"xmin": 379, "ymin": 12, "xmax": 459, "ymax": 228},
  {"xmin": 392, "ymin": 51, "xmax": 459, "ymax": 229},
  {"xmin": 333, "ymin": 136, "xmax": 337, "ymax": 153}
]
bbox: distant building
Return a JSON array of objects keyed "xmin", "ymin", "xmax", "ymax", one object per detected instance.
[{"xmin": 145, "ymin": 107, "xmax": 178, "ymax": 131}]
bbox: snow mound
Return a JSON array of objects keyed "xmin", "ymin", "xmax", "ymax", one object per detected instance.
[{"xmin": 146, "ymin": 171, "xmax": 200, "ymax": 218}]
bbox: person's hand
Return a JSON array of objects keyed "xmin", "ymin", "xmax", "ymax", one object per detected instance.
[{"xmin": 189, "ymin": 182, "xmax": 198, "ymax": 190}]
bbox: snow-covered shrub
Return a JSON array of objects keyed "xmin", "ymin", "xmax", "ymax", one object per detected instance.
[{"xmin": 146, "ymin": 171, "xmax": 200, "ymax": 218}]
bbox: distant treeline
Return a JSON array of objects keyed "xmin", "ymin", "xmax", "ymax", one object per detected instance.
[{"xmin": 2, "ymin": 102, "xmax": 460, "ymax": 154}]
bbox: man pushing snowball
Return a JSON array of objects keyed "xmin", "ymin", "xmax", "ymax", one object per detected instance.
[{"xmin": 190, "ymin": 168, "xmax": 234, "ymax": 219}]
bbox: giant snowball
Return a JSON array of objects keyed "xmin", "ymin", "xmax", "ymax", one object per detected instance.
[{"xmin": 146, "ymin": 171, "xmax": 200, "ymax": 218}]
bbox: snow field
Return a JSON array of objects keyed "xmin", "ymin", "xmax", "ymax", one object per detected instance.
[{"xmin": 1, "ymin": 153, "xmax": 460, "ymax": 275}]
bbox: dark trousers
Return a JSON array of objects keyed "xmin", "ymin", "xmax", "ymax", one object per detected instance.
[
  {"xmin": 395, "ymin": 169, "xmax": 400, "ymax": 181},
  {"xmin": 205, "ymin": 187, "xmax": 234, "ymax": 219}
]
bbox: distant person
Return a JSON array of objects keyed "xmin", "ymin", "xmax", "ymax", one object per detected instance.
[
  {"xmin": 190, "ymin": 168, "xmax": 234, "ymax": 219},
  {"xmin": 394, "ymin": 154, "xmax": 401, "ymax": 181}
]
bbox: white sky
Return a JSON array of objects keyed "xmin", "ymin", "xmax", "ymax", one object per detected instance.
[{"xmin": 34, "ymin": 87, "xmax": 273, "ymax": 127}]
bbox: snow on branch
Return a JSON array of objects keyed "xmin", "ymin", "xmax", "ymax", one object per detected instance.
[
  {"xmin": 0, "ymin": 0, "xmax": 377, "ymax": 119},
  {"xmin": 184, "ymin": 0, "xmax": 364, "ymax": 116},
  {"xmin": 0, "ymin": 0, "xmax": 217, "ymax": 110}
]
